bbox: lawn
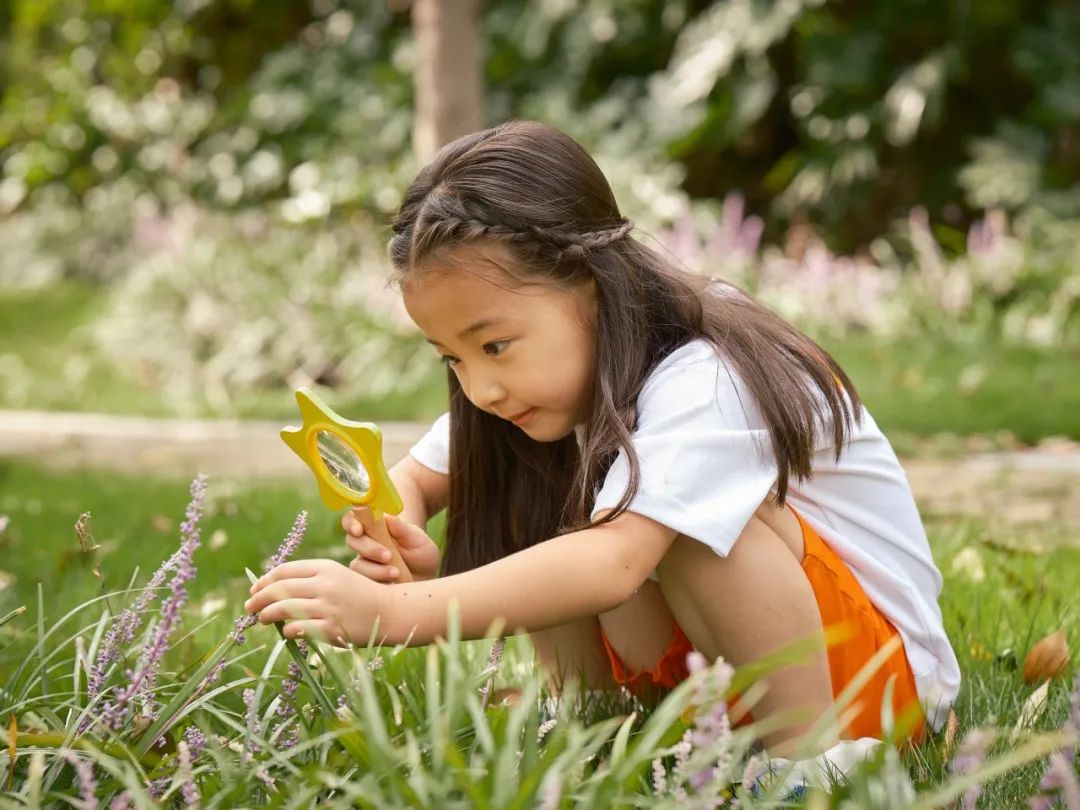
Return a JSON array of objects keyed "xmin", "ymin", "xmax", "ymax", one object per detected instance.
[{"xmin": 1, "ymin": 460, "xmax": 1077, "ymax": 805}]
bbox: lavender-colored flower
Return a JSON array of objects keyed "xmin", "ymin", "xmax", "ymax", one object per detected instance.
[
  {"xmin": 228, "ymin": 613, "xmax": 259, "ymax": 647},
  {"xmin": 478, "ymin": 636, "xmax": 505, "ymax": 708},
  {"xmin": 652, "ymin": 757, "xmax": 668, "ymax": 797},
  {"xmin": 182, "ymin": 725, "xmax": 208, "ymax": 760},
  {"xmin": 254, "ymin": 763, "xmax": 277, "ymax": 792},
  {"xmin": 85, "ymin": 542, "xmax": 184, "ymax": 704},
  {"xmin": 243, "ymin": 687, "xmax": 263, "ymax": 761},
  {"xmin": 278, "ymin": 663, "xmax": 302, "ymax": 718},
  {"xmin": 950, "ymin": 728, "xmax": 996, "ymax": 810},
  {"xmin": 60, "ymin": 750, "xmax": 99, "ymax": 810},
  {"xmin": 265, "ymin": 511, "xmax": 309, "ymax": 572},
  {"xmin": 147, "ymin": 776, "xmax": 170, "ymax": 799},
  {"xmin": 1030, "ymin": 750, "xmax": 1080, "ymax": 809},
  {"xmin": 686, "ymin": 651, "xmax": 708, "ymax": 675},
  {"xmin": 177, "ymin": 740, "xmax": 200, "ymax": 810},
  {"xmin": 672, "ymin": 653, "xmax": 736, "ymax": 799},
  {"xmin": 202, "ymin": 657, "xmax": 229, "ymax": 690},
  {"xmin": 197, "ymin": 512, "xmax": 308, "ymax": 695},
  {"xmin": 1030, "ymin": 675, "xmax": 1080, "ymax": 810},
  {"xmin": 99, "ymin": 476, "xmax": 207, "ymax": 731},
  {"xmin": 276, "ymin": 639, "xmax": 308, "ymax": 724},
  {"xmin": 108, "ymin": 792, "xmax": 133, "ymax": 810}
]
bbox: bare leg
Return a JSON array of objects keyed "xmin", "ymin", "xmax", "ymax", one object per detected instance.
[
  {"xmin": 529, "ymin": 616, "xmax": 617, "ymax": 696},
  {"xmin": 657, "ymin": 500, "xmax": 838, "ymax": 757},
  {"xmin": 530, "ymin": 579, "xmax": 680, "ymax": 703}
]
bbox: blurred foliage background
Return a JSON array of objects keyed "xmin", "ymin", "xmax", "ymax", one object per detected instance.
[{"xmin": 0, "ymin": 0, "xmax": 1077, "ymax": 440}]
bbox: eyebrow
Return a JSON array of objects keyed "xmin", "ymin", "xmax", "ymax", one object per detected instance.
[{"xmin": 424, "ymin": 317, "xmax": 506, "ymax": 348}]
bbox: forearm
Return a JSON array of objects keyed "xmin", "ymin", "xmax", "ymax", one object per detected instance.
[
  {"xmin": 389, "ymin": 461, "xmax": 429, "ymax": 528},
  {"xmin": 380, "ymin": 527, "xmax": 639, "ymax": 645}
]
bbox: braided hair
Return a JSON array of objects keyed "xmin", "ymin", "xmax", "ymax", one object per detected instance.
[{"xmin": 388, "ymin": 120, "xmax": 860, "ymax": 577}]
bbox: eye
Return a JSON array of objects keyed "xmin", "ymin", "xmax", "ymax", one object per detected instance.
[
  {"xmin": 439, "ymin": 355, "xmax": 460, "ymax": 368},
  {"xmin": 483, "ymin": 340, "xmax": 510, "ymax": 356}
]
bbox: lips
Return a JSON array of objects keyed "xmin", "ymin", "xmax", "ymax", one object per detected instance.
[{"xmin": 508, "ymin": 408, "xmax": 534, "ymax": 424}]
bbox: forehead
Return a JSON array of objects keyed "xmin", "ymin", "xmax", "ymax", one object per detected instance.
[{"xmin": 402, "ymin": 244, "xmax": 542, "ymax": 328}]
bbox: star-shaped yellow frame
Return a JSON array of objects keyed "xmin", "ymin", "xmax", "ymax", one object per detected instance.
[{"xmin": 280, "ymin": 387, "xmax": 403, "ymax": 517}]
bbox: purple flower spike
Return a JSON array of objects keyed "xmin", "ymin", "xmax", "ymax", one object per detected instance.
[
  {"xmin": 100, "ymin": 476, "xmax": 207, "ymax": 731},
  {"xmin": 60, "ymin": 750, "xmax": 99, "ymax": 810},
  {"xmin": 178, "ymin": 740, "xmax": 200, "ymax": 809},
  {"xmin": 86, "ymin": 543, "xmax": 183, "ymax": 705},
  {"xmin": 182, "ymin": 725, "xmax": 208, "ymax": 760},
  {"xmin": 265, "ymin": 511, "xmax": 309, "ymax": 573},
  {"xmin": 950, "ymin": 728, "xmax": 996, "ymax": 810},
  {"xmin": 242, "ymin": 687, "xmax": 264, "ymax": 762},
  {"xmin": 197, "ymin": 511, "xmax": 309, "ymax": 696}
]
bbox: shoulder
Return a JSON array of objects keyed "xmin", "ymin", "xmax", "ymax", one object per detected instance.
[{"xmin": 636, "ymin": 338, "xmax": 762, "ymax": 430}]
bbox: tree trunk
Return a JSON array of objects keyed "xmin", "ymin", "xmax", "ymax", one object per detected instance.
[{"xmin": 411, "ymin": 0, "xmax": 485, "ymax": 164}]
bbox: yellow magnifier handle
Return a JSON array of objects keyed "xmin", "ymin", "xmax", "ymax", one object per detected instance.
[{"xmin": 354, "ymin": 507, "xmax": 413, "ymax": 583}]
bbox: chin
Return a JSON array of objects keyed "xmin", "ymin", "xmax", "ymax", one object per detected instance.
[{"xmin": 522, "ymin": 420, "xmax": 576, "ymax": 443}]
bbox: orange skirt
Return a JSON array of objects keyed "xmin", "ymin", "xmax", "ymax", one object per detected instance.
[{"xmin": 599, "ymin": 509, "xmax": 924, "ymax": 741}]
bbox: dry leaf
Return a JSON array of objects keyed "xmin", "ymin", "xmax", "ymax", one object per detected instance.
[
  {"xmin": 1011, "ymin": 680, "xmax": 1050, "ymax": 741},
  {"xmin": 940, "ymin": 708, "xmax": 960, "ymax": 761},
  {"xmin": 1023, "ymin": 629, "xmax": 1070, "ymax": 683}
]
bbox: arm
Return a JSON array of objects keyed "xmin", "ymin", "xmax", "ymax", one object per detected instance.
[
  {"xmin": 381, "ymin": 509, "xmax": 679, "ymax": 645},
  {"xmin": 389, "ymin": 454, "xmax": 449, "ymax": 529}
]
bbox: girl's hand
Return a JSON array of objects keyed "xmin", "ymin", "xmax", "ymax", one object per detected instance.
[
  {"xmin": 244, "ymin": 559, "xmax": 386, "ymax": 646},
  {"xmin": 341, "ymin": 507, "xmax": 441, "ymax": 582}
]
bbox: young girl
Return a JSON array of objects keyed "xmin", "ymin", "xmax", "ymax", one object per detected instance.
[{"xmin": 245, "ymin": 120, "xmax": 959, "ymax": 760}]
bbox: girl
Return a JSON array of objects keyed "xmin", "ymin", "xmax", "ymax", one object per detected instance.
[{"xmin": 245, "ymin": 120, "xmax": 960, "ymax": 760}]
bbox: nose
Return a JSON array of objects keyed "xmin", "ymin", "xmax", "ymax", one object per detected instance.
[{"xmin": 461, "ymin": 368, "xmax": 507, "ymax": 414}]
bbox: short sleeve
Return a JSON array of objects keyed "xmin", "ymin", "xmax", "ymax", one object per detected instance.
[
  {"xmin": 591, "ymin": 345, "xmax": 777, "ymax": 557},
  {"xmin": 408, "ymin": 411, "xmax": 450, "ymax": 474}
]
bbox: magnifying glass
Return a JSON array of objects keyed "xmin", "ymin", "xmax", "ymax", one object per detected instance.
[{"xmin": 280, "ymin": 387, "xmax": 414, "ymax": 582}]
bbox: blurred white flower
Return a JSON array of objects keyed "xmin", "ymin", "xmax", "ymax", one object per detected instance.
[{"xmin": 950, "ymin": 547, "xmax": 986, "ymax": 583}]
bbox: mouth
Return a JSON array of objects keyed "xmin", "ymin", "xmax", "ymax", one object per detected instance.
[{"xmin": 507, "ymin": 408, "xmax": 536, "ymax": 426}]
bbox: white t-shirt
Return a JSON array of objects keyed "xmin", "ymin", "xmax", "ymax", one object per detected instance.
[{"xmin": 408, "ymin": 338, "xmax": 960, "ymax": 730}]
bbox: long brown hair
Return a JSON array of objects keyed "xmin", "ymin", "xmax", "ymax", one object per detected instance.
[{"xmin": 388, "ymin": 120, "xmax": 860, "ymax": 576}]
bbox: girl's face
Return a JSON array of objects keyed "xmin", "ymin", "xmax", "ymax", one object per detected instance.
[{"xmin": 402, "ymin": 243, "xmax": 597, "ymax": 442}]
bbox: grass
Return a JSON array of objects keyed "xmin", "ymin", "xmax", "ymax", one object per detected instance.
[
  {"xmin": 0, "ymin": 461, "xmax": 1078, "ymax": 805},
  {"xmin": 2, "ymin": 281, "xmax": 1079, "ymax": 443},
  {"xmin": 0, "ymin": 281, "xmax": 448, "ymax": 422},
  {"xmin": 824, "ymin": 335, "xmax": 1080, "ymax": 446}
]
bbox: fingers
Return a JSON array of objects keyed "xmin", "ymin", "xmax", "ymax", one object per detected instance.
[
  {"xmin": 246, "ymin": 577, "xmax": 321, "ymax": 613},
  {"xmin": 385, "ymin": 514, "xmax": 425, "ymax": 548},
  {"xmin": 340, "ymin": 511, "xmax": 366, "ymax": 538},
  {"xmin": 282, "ymin": 620, "xmax": 350, "ymax": 646},
  {"xmin": 252, "ymin": 597, "xmax": 321, "ymax": 626},
  {"xmin": 346, "ymin": 535, "xmax": 393, "ymax": 564},
  {"xmin": 348, "ymin": 555, "xmax": 400, "ymax": 583},
  {"xmin": 250, "ymin": 560, "xmax": 322, "ymax": 593}
]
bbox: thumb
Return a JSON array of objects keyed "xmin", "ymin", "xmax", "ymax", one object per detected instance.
[{"xmin": 386, "ymin": 514, "xmax": 427, "ymax": 547}]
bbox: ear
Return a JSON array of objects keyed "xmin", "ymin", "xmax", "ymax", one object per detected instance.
[{"xmin": 582, "ymin": 276, "xmax": 598, "ymax": 302}]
